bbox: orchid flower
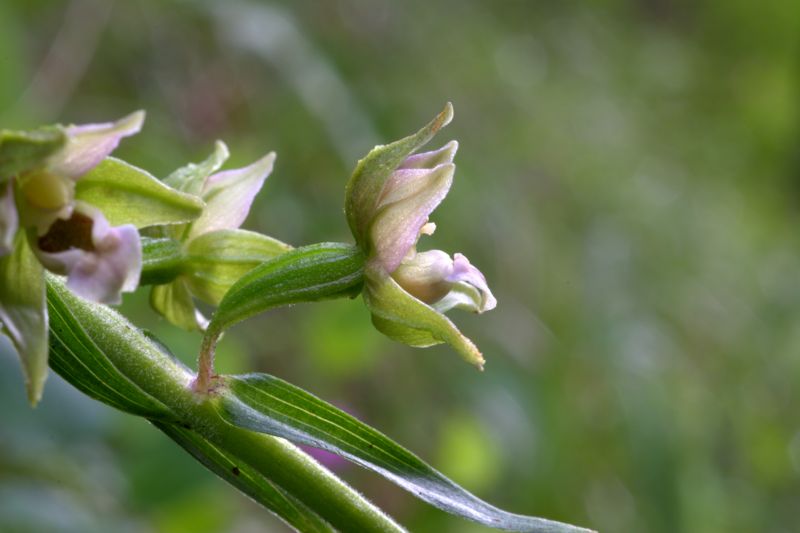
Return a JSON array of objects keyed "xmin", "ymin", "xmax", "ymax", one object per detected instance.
[
  {"xmin": 0, "ymin": 112, "xmax": 145, "ymax": 404},
  {"xmin": 149, "ymin": 142, "xmax": 291, "ymax": 331},
  {"xmin": 345, "ymin": 104, "xmax": 496, "ymax": 368}
]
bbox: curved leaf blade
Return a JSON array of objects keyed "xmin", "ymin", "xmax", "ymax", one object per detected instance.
[
  {"xmin": 209, "ymin": 243, "xmax": 365, "ymax": 335},
  {"xmin": 154, "ymin": 421, "xmax": 334, "ymax": 533},
  {"xmin": 218, "ymin": 374, "xmax": 594, "ymax": 533}
]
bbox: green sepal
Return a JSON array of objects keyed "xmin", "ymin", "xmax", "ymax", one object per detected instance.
[
  {"xmin": 140, "ymin": 236, "xmax": 184, "ymax": 285},
  {"xmin": 0, "ymin": 232, "xmax": 48, "ymax": 405},
  {"xmin": 363, "ymin": 263, "xmax": 485, "ymax": 369},
  {"xmin": 184, "ymin": 228, "xmax": 292, "ymax": 305},
  {"xmin": 75, "ymin": 157, "xmax": 204, "ymax": 228},
  {"xmin": 217, "ymin": 373, "xmax": 592, "ymax": 533},
  {"xmin": 208, "ymin": 243, "xmax": 365, "ymax": 336},
  {"xmin": 164, "ymin": 140, "xmax": 229, "ymax": 196},
  {"xmin": 150, "ymin": 280, "xmax": 201, "ymax": 331},
  {"xmin": 154, "ymin": 421, "xmax": 335, "ymax": 533},
  {"xmin": 344, "ymin": 103, "xmax": 453, "ymax": 249},
  {"xmin": 0, "ymin": 126, "xmax": 66, "ymax": 180}
]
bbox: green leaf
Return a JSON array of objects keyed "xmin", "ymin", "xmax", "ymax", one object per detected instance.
[
  {"xmin": 164, "ymin": 140, "xmax": 230, "ymax": 196},
  {"xmin": 154, "ymin": 421, "xmax": 335, "ymax": 533},
  {"xmin": 344, "ymin": 103, "xmax": 453, "ymax": 248},
  {"xmin": 364, "ymin": 265, "xmax": 485, "ymax": 369},
  {"xmin": 0, "ymin": 126, "xmax": 66, "ymax": 180},
  {"xmin": 75, "ymin": 157, "xmax": 204, "ymax": 228},
  {"xmin": 209, "ymin": 243, "xmax": 365, "ymax": 336},
  {"xmin": 185, "ymin": 229, "xmax": 292, "ymax": 305},
  {"xmin": 150, "ymin": 281, "xmax": 202, "ymax": 331},
  {"xmin": 217, "ymin": 374, "xmax": 593, "ymax": 533},
  {"xmin": 46, "ymin": 274, "xmax": 175, "ymax": 419},
  {"xmin": 0, "ymin": 232, "xmax": 47, "ymax": 405}
]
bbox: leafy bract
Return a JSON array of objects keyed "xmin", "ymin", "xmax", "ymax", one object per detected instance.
[
  {"xmin": 217, "ymin": 373, "xmax": 593, "ymax": 533},
  {"xmin": 208, "ymin": 243, "xmax": 365, "ymax": 335}
]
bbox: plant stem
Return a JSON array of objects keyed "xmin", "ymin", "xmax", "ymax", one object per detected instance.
[
  {"xmin": 194, "ymin": 327, "xmax": 220, "ymax": 393},
  {"xmin": 47, "ymin": 277, "xmax": 404, "ymax": 532}
]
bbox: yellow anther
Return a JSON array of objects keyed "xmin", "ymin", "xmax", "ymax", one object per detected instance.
[{"xmin": 21, "ymin": 170, "xmax": 71, "ymax": 211}]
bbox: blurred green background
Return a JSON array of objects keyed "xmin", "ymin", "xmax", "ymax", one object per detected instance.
[{"xmin": 1, "ymin": 1, "xmax": 799, "ymax": 531}]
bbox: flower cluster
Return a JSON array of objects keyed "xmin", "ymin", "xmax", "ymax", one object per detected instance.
[{"xmin": 2, "ymin": 103, "xmax": 497, "ymax": 407}]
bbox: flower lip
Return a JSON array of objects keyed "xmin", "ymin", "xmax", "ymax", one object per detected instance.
[
  {"xmin": 37, "ymin": 211, "xmax": 96, "ymax": 253},
  {"xmin": 34, "ymin": 203, "xmax": 141, "ymax": 305}
]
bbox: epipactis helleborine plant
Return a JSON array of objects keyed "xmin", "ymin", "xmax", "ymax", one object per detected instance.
[
  {"xmin": 345, "ymin": 103, "xmax": 496, "ymax": 368},
  {"xmin": 0, "ymin": 111, "xmax": 145, "ymax": 404}
]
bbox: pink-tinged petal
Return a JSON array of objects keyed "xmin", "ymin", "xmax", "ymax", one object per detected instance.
[
  {"xmin": 447, "ymin": 253, "xmax": 497, "ymax": 311},
  {"xmin": 370, "ymin": 163, "xmax": 454, "ymax": 273},
  {"xmin": 48, "ymin": 111, "xmax": 145, "ymax": 179},
  {"xmin": 398, "ymin": 140, "xmax": 458, "ymax": 170},
  {"xmin": 187, "ymin": 152, "xmax": 275, "ymax": 240},
  {"xmin": 0, "ymin": 181, "xmax": 18, "ymax": 255},
  {"xmin": 34, "ymin": 203, "xmax": 141, "ymax": 305}
]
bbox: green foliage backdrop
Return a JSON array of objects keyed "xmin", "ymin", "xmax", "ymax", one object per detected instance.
[{"xmin": 1, "ymin": 1, "xmax": 799, "ymax": 531}]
